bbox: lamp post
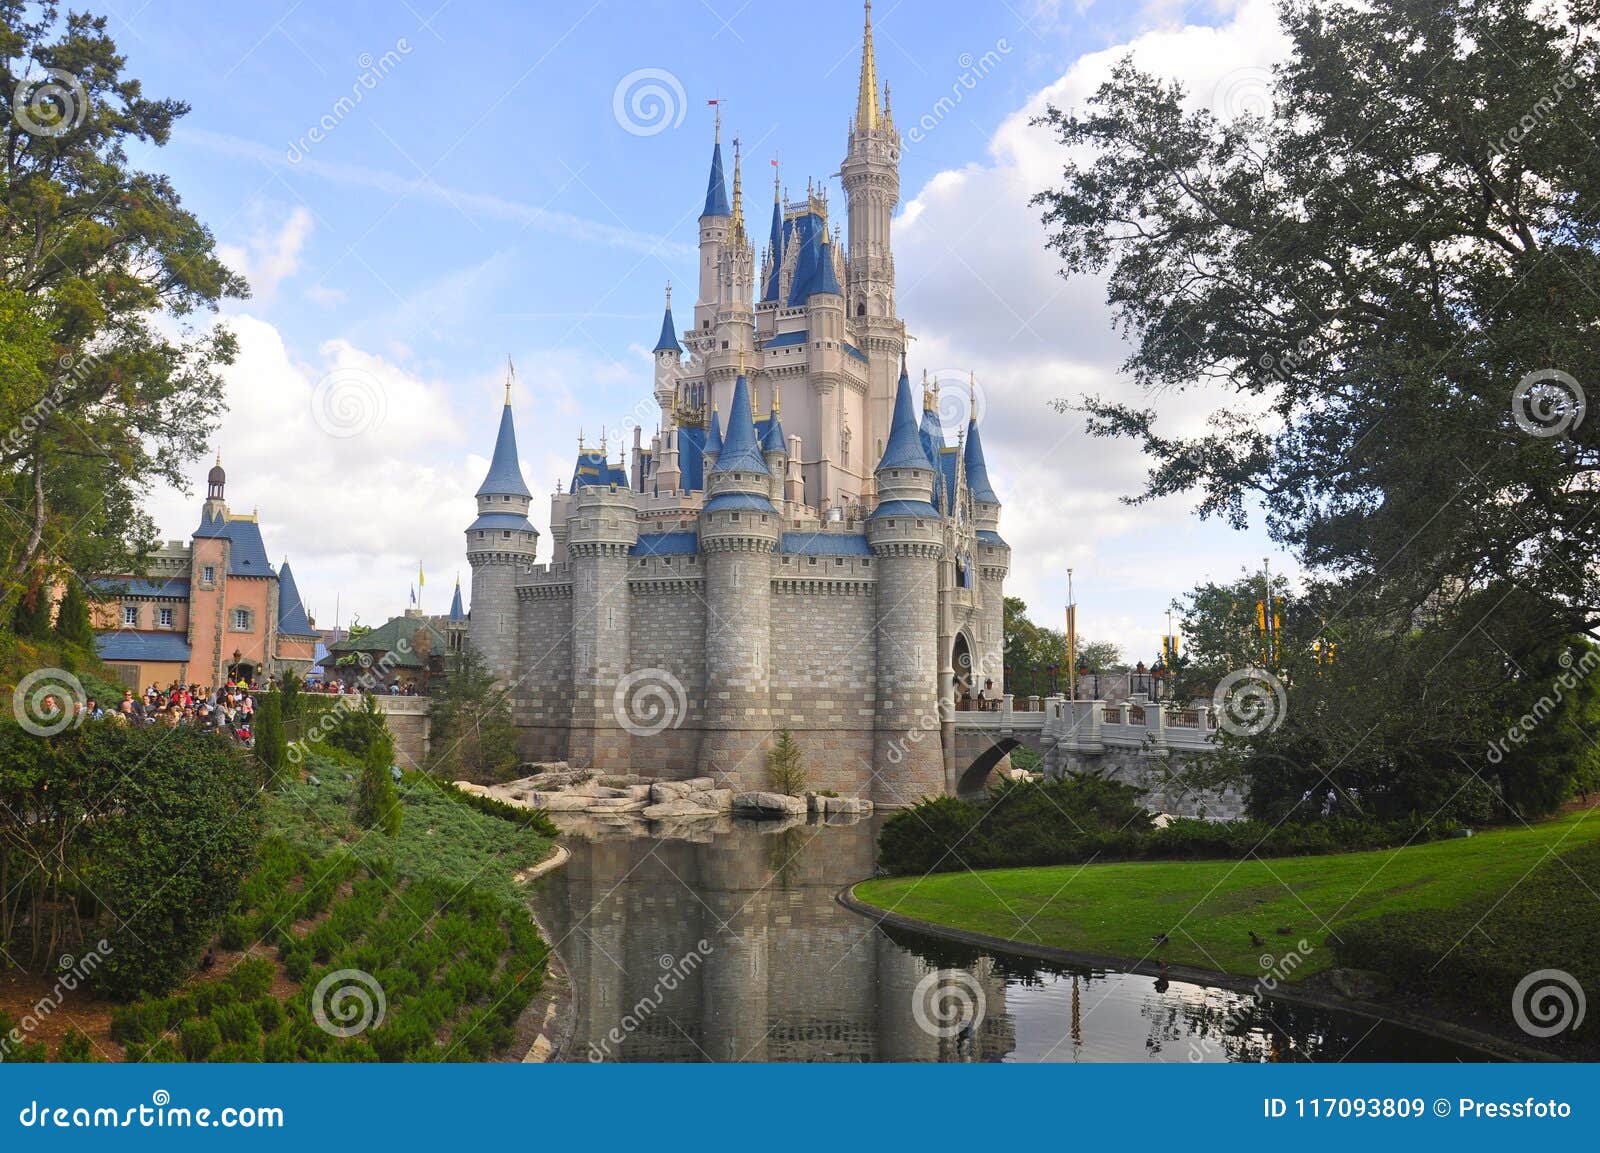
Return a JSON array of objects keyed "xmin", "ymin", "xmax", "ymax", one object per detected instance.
[
  {"xmin": 1133, "ymin": 660, "xmax": 1149, "ymax": 697},
  {"xmin": 1078, "ymin": 660, "xmax": 1092, "ymax": 701},
  {"xmin": 1152, "ymin": 657, "xmax": 1168, "ymax": 703},
  {"xmin": 1049, "ymin": 663, "xmax": 1060, "ymax": 697}
]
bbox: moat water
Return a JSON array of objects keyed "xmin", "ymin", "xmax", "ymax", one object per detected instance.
[{"xmin": 528, "ymin": 814, "xmax": 1490, "ymax": 1062}]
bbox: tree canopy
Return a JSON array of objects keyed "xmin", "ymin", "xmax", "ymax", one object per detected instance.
[{"xmin": 1, "ymin": 2, "xmax": 244, "ymax": 615}]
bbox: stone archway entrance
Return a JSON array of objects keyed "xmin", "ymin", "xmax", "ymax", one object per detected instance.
[
  {"xmin": 952, "ymin": 631, "xmax": 975, "ymax": 710},
  {"xmin": 956, "ymin": 735, "xmax": 1021, "ymax": 797}
]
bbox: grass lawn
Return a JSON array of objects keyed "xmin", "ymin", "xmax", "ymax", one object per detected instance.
[{"xmin": 854, "ymin": 808, "xmax": 1600, "ymax": 980}]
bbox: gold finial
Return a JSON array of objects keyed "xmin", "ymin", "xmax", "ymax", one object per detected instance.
[
  {"xmin": 214, "ymin": 451, "xmax": 221, "ymax": 466},
  {"xmin": 600, "ymin": 425, "xmax": 607, "ymax": 455},
  {"xmin": 855, "ymin": 0, "xmax": 880, "ymax": 133},
  {"xmin": 772, "ymin": 386, "xmax": 781, "ymax": 418},
  {"xmin": 504, "ymin": 354, "xmax": 515, "ymax": 404},
  {"xmin": 578, "ymin": 427, "xmax": 585, "ymax": 451}
]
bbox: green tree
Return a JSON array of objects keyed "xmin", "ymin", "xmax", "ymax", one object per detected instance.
[
  {"xmin": 427, "ymin": 649, "xmax": 520, "ymax": 783},
  {"xmin": 277, "ymin": 668, "xmax": 301, "ymax": 722},
  {"xmin": 252, "ymin": 691, "xmax": 286, "ymax": 781},
  {"xmin": 51, "ymin": 577, "xmax": 94, "ymax": 647},
  {"xmin": 0, "ymin": 3, "xmax": 245, "ymax": 621},
  {"xmin": 354, "ymin": 726, "xmax": 401, "ymax": 837},
  {"xmin": 9, "ymin": 568, "xmax": 53, "ymax": 637},
  {"xmin": 1034, "ymin": 0, "xmax": 1600, "ymax": 655},
  {"xmin": 1003, "ymin": 595, "xmax": 1121, "ymax": 698},
  {"xmin": 766, "ymin": 728, "xmax": 806, "ymax": 796}
]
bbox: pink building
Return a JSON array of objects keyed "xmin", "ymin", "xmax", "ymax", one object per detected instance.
[{"xmin": 92, "ymin": 460, "xmax": 318, "ymax": 691}]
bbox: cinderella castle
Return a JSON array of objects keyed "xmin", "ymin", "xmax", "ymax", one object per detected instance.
[{"xmin": 465, "ymin": 2, "xmax": 1009, "ymax": 804}]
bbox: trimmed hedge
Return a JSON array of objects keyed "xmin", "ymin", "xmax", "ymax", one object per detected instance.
[{"xmin": 878, "ymin": 775, "xmax": 1461, "ymax": 875}]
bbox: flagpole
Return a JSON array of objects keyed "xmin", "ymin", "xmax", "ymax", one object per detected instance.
[{"xmin": 1066, "ymin": 567, "xmax": 1077, "ymax": 702}]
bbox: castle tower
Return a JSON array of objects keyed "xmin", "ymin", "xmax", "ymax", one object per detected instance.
[
  {"xmin": 466, "ymin": 375, "xmax": 539, "ymax": 683},
  {"xmin": 566, "ymin": 476, "xmax": 639, "ymax": 771},
  {"xmin": 761, "ymin": 387, "xmax": 787, "ymax": 505},
  {"xmin": 965, "ymin": 383, "xmax": 1009, "ymax": 697},
  {"xmin": 841, "ymin": 0, "xmax": 904, "ymax": 455},
  {"xmin": 698, "ymin": 372, "xmax": 779, "ymax": 786},
  {"xmin": 867, "ymin": 363, "xmax": 945, "ymax": 805},
  {"xmin": 695, "ymin": 115, "xmax": 730, "ymax": 336}
]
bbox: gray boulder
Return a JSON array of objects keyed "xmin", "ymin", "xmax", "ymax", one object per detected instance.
[{"xmin": 732, "ymin": 791, "xmax": 806, "ymax": 817}]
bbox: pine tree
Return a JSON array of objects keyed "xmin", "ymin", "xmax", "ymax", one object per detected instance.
[
  {"xmin": 427, "ymin": 649, "xmax": 520, "ymax": 783},
  {"xmin": 354, "ymin": 728, "xmax": 402, "ymax": 837},
  {"xmin": 52, "ymin": 581, "xmax": 95, "ymax": 648},
  {"xmin": 766, "ymin": 728, "xmax": 806, "ymax": 796},
  {"xmin": 10, "ymin": 571, "xmax": 53, "ymax": 639},
  {"xmin": 253, "ymin": 692, "xmax": 286, "ymax": 781}
]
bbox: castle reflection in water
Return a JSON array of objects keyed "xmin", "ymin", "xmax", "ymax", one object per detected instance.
[{"xmin": 529, "ymin": 816, "xmax": 1488, "ymax": 1063}]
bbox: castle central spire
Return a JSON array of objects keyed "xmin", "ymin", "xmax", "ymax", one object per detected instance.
[{"xmin": 855, "ymin": 0, "xmax": 880, "ymax": 133}]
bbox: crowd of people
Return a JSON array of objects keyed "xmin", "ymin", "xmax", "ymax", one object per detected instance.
[{"xmin": 74, "ymin": 676, "xmax": 260, "ymax": 743}]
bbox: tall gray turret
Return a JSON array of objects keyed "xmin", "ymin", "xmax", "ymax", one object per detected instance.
[
  {"xmin": 566, "ymin": 475, "xmax": 639, "ymax": 771},
  {"xmin": 699, "ymin": 372, "xmax": 779, "ymax": 786},
  {"xmin": 867, "ymin": 363, "xmax": 945, "ymax": 804},
  {"xmin": 466, "ymin": 377, "xmax": 538, "ymax": 683}
]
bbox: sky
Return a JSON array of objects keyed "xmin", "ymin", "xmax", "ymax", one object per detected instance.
[{"xmin": 104, "ymin": 0, "xmax": 1297, "ymax": 658}]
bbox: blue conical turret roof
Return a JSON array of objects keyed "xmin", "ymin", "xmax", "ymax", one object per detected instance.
[
  {"xmin": 476, "ymin": 402, "xmax": 531, "ymax": 498},
  {"xmin": 812, "ymin": 239, "xmax": 841, "ymax": 297},
  {"xmin": 653, "ymin": 297, "xmax": 681, "ymax": 353},
  {"xmin": 877, "ymin": 365, "xmax": 936, "ymax": 472},
  {"xmin": 448, "ymin": 578, "xmax": 466, "ymax": 621},
  {"xmin": 276, "ymin": 559, "xmax": 315, "ymax": 636},
  {"xmin": 712, "ymin": 375, "xmax": 769, "ymax": 474},
  {"xmin": 761, "ymin": 410, "xmax": 785, "ymax": 453},
  {"xmin": 703, "ymin": 137, "xmax": 730, "ymax": 218},
  {"xmin": 762, "ymin": 192, "xmax": 784, "ymax": 302},
  {"xmin": 704, "ymin": 405, "xmax": 723, "ymax": 458},
  {"xmin": 965, "ymin": 414, "xmax": 999, "ymax": 504}
]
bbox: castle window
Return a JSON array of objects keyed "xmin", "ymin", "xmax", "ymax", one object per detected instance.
[
  {"xmin": 502, "ymin": 530, "xmax": 512, "ymax": 539},
  {"xmin": 663, "ymin": 557, "xmax": 671, "ymax": 566},
  {"xmin": 885, "ymin": 520, "xmax": 895, "ymax": 527},
  {"xmin": 808, "ymin": 557, "xmax": 818, "ymax": 566},
  {"xmin": 782, "ymin": 557, "xmax": 791, "ymax": 565},
  {"xmin": 201, "ymin": 565, "xmax": 215, "ymax": 584},
  {"xmin": 159, "ymin": 608, "xmax": 173, "ymax": 627},
  {"xmin": 730, "ymin": 512, "xmax": 740, "ymax": 522},
  {"xmin": 639, "ymin": 559, "xmax": 647, "ymax": 567},
  {"xmin": 476, "ymin": 531, "xmax": 485, "ymax": 540},
  {"xmin": 862, "ymin": 559, "xmax": 871, "ymax": 567},
  {"xmin": 232, "ymin": 608, "xmax": 252, "ymax": 631},
  {"xmin": 835, "ymin": 557, "xmax": 844, "ymax": 566},
  {"xmin": 122, "ymin": 605, "xmax": 138, "ymax": 627}
]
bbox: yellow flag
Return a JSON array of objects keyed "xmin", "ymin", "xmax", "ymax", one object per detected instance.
[{"xmin": 418, "ymin": 564, "xmax": 426, "ymax": 589}]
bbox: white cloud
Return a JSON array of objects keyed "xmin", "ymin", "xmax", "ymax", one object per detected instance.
[
  {"xmin": 217, "ymin": 205, "xmax": 314, "ymax": 304},
  {"xmin": 896, "ymin": 0, "xmax": 1294, "ymax": 659}
]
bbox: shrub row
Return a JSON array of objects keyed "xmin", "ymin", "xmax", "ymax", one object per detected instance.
[{"xmin": 877, "ymin": 775, "xmax": 1461, "ymax": 875}]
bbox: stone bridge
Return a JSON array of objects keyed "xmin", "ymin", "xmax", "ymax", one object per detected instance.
[{"xmin": 948, "ymin": 696, "xmax": 1245, "ymax": 820}]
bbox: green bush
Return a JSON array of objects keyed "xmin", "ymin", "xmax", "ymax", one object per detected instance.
[
  {"xmin": 419, "ymin": 776, "xmax": 558, "ymax": 837},
  {"xmin": 0, "ymin": 724, "xmax": 262, "ymax": 999},
  {"xmin": 213, "ymin": 1001, "xmax": 263, "ymax": 1046},
  {"xmin": 54, "ymin": 1029, "xmax": 100, "ymax": 1062},
  {"xmin": 178, "ymin": 1018, "xmax": 221, "ymax": 1061}
]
